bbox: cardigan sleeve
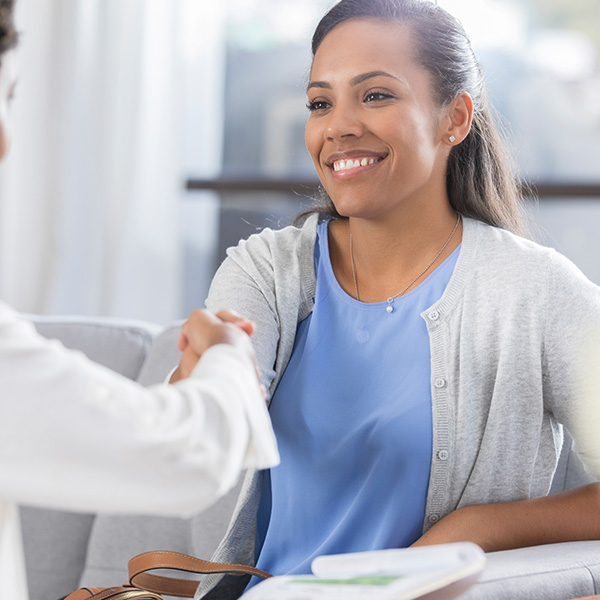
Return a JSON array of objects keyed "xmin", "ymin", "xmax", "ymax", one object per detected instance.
[
  {"xmin": 205, "ymin": 233, "xmax": 282, "ymax": 396},
  {"xmin": 205, "ymin": 216, "xmax": 318, "ymax": 399},
  {"xmin": 542, "ymin": 250, "xmax": 600, "ymax": 480}
]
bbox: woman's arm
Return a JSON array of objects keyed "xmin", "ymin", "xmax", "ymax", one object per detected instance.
[
  {"xmin": 420, "ymin": 252, "xmax": 600, "ymax": 553},
  {"xmin": 175, "ymin": 219, "xmax": 318, "ymax": 398},
  {"xmin": 0, "ymin": 304, "xmax": 278, "ymax": 517},
  {"xmin": 412, "ymin": 482, "xmax": 600, "ymax": 551}
]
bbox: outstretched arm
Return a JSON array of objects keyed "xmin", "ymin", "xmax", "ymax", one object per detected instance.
[
  {"xmin": 411, "ymin": 483, "xmax": 600, "ymax": 552},
  {"xmin": 0, "ymin": 304, "xmax": 278, "ymax": 517}
]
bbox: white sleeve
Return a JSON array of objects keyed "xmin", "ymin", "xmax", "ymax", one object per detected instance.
[{"xmin": 0, "ymin": 303, "xmax": 279, "ymax": 517}]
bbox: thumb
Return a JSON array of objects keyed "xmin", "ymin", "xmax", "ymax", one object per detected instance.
[{"xmin": 216, "ymin": 310, "xmax": 256, "ymax": 336}]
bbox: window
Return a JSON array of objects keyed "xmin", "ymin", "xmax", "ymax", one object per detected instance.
[{"xmin": 180, "ymin": 0, "xmax": 600, "ymax": 311}]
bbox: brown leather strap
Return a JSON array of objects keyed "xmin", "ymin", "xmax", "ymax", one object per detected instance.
[
  {"xmin": 128, "ymin": 551, "xmax": 272, "ymax": 598},
  {"xmin": 62, "ymin": 587, "xmax": 165, "ymax": 600},
  {"xmin": 61, "ymin": 589, "xmax": 104, "ymax": 600}
]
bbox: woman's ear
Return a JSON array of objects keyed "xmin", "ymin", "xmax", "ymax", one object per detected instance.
[{"xmin": 444, "ymin": 92, "xmax": 474, "ymax": 146}]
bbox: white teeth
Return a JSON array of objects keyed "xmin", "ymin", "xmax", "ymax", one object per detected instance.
[{"xmin": 333, "ymin": 157, "xmax": 381, "ymax": 172}]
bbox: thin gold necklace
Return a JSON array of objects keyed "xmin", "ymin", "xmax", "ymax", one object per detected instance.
[{"xmin": 349, "ymin": 213, "xmax": 461, "ymax": 314}]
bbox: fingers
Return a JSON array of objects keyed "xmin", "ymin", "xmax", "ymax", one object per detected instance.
[
  {"xmin": 172, "ymin": 309, "xmax": 263, "ymax": 389},
  {"xmin": 180, "ymin": 310, "xmax": 255, "ymax": 349},
  {"xmin": 181, "ymin": 309, "xmax": 251, "ymax": 358},
  {"xmin": 215, "ymin": 309, "xmax": 256, "ymax": 336},
  {"xmin": 180, "ymin": 309, "xmax": 256, "ymax": 356},
  {"xmin": 177, "ymin": 330, "xmax": 189, "ymax": 352}
]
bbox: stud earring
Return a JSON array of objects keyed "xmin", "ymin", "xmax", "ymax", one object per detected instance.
[{"xmin": 449, "ymin": 135, "xmax": 456, "ymax": 143}]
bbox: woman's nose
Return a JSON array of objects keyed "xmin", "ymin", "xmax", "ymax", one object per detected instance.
[{"xmin": 325, "ymin": 103, "xmax": 364, "ymax": 141}]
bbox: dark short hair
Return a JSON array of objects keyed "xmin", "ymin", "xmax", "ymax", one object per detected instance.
[
  {"xmin": 301, "ymin": 0, "xmax": 526, "ymax": 235},
  {"xmin": 0, "ymin": 0, "xmax": 18, "ymax": 57}
]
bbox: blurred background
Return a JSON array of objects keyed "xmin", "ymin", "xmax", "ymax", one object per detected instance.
[{"xmin": 0, "ymin": 0, "xmax": 598, "ymax": 325}]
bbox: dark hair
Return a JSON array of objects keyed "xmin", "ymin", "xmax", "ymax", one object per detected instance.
[
  {"xmin": 300, "ymin": 0, "xmax": 527, "ymax": 235},
  {"xmin": 0, "ymin": 0, "xmax": 18, "ymax": 57}
]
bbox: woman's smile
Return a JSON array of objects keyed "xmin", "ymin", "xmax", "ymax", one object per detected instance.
[{"xmin": 326, "ymin": 151, "xmax": 387, "ymax": 179}]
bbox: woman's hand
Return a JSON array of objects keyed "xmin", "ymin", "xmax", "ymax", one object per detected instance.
[
  {"xmin": 169, "ymin": 310, "xmax": 258, "ymax": 383},
  {"xmin": 411, "ymin": 483, "xmax": 600, "ymax": 552}
]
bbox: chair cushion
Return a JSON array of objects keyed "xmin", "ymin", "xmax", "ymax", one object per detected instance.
[
  {"xmin": 136, "ymin": 322, "xmax": 182, "ymax": 385},
  {"xmin": 462, "ymin": 541, "xmax": 600, "ymax": 599},
  {"xmin": 550, "ymin": 429, "xmax": 596, "ymax": 496},
  {"xmin": 30, "ymin": 315, "xmax": 160, "ymax": 380},
  {"xmin": 77, "ymin": 480, "xmax": 243, "ymax": 589}
]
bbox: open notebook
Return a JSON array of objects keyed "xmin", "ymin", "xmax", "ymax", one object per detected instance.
[{"xmin": 242, "ymin": 542, "xmax": 485, "ymax": 600}]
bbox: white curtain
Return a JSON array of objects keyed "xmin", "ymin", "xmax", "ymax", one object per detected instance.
[{"xmin": 0, "ymin": 0, "xmax": 225, "ymax": 324}]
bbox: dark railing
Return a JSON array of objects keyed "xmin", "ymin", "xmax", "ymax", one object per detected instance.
[{"xmin": 187, "ymin": 178, "xmax": 600, "ymax": 199}]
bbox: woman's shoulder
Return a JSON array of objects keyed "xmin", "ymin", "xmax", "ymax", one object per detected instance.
[
  {"xmin": 209, "ymin": 214, "xmax": 319, "ymax": 319},
  {"xmin": 467, "ymin": 217, "xmax": 571, "ymax": 271},
  {"xmin": 464, "ymin": 217, "xmax": 600, "ymax": 296},
  {"xmin": 467, "ymin": 217, "xmax": 553, "ymax": 258},
  {"xmin": 226, "ymin": 213, "xmax": 319, "ymax": 268}
]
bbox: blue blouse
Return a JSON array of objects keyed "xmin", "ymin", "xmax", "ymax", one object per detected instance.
[{"xmin": 251, "ymin": 221, "xmax": 460, "ymax": 584}]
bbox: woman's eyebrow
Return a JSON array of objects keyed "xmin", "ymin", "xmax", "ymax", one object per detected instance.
[
  {"xmin": 306, "ymin": 81, "xmax": 330, "ymax": 92},
  {"xmin": 350, "ymin": 70, "xmax": 401, "ymax": 86},
  {"xmin": 307, "ymin": 70, "xmax": 403, "ymax": 92}
]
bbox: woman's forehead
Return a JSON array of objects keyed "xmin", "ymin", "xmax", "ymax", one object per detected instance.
[{"xmin": 310, "ymin": 19, "xmax": 424, "ymax": 85}]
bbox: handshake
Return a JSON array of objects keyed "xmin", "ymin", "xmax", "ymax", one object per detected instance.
[{"xmin": 170, "ymin": 309, "xmax": 262, "ymax": 391}]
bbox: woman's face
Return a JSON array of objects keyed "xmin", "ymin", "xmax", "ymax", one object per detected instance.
[
  {"xmin": 0, "ymin": 50, "xmax": 17, "ymax": 161},
  {"xmin": 305, "ymin": 19, "xmax": 452, "ymax": 220}
]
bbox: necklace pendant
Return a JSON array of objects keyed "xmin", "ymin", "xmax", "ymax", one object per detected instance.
[{"xmin": 386, "ymin": 298, "xmax": 394, "ymax": 314}]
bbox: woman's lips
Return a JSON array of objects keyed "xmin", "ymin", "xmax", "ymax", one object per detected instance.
[
  {"xmin": 327, "ymin": 154, "xmax": 386, "ymax": 178},
  {"xmin": 332, "ymin": 156, "xmax": 384, "ymax": 172}
]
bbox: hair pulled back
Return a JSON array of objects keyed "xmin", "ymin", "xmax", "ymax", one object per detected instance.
[
  {"xmin": 0, "ymin": 0, "xmax": 17, "ymax": 57},
  {"xmin": 302, "ymin": 0, "xmax": 526, "ymax": 235}
]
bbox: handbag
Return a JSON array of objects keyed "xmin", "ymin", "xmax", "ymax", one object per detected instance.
[{"xmin": 60, "ymin": 550, "xmax": 272, "ymax": 600}]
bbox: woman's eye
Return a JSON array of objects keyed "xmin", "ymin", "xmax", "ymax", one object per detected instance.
[
  {"xmin": 364, "ymin": 92, "xmax": 393, "ymax": 103},
  {"xmin": 306, "ymin": 100, "xmax": 330, "ymax": 112}
]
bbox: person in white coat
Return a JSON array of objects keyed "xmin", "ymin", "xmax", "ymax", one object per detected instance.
[{"xmin": 0, "ymin": 2, "xmax": 279, "ymax": 598}]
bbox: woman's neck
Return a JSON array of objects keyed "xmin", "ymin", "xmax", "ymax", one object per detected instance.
[{"xmin": 328, "ymin": 202, "xmax": 462, "ymax": 303}]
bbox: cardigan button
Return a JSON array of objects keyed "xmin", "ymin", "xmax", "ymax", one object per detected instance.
[
  {"xmin": 434, "ymin": 378, "xmax": 447, "ymax": 389},
  {"xmin": 428, "ymin": 514, "xmax": 440, "ymax": 524},
  {"xmin": 428, "ymin": 311, "xmax": 440, "ymax": 321},
  {"xmin": 437, "ymin": 450, "xmax": 449, "ymax": 461}
]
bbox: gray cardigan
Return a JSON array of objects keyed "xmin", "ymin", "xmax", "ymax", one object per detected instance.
[{"xmin": 199, "ymin": 214, "xmax": 600, "ymax": 599}]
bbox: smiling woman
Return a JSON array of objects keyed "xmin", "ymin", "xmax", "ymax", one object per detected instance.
[
  {"xmin": 306, "ymin": 20, "xmax": 464, "ymax": 235},
  {"xmin": 189, "ymin": 1, "xmax": 600, "ymax": 598},
  {"xmin": 304, "ymin": 7, "xmax": 523, "ymax": 235}
]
